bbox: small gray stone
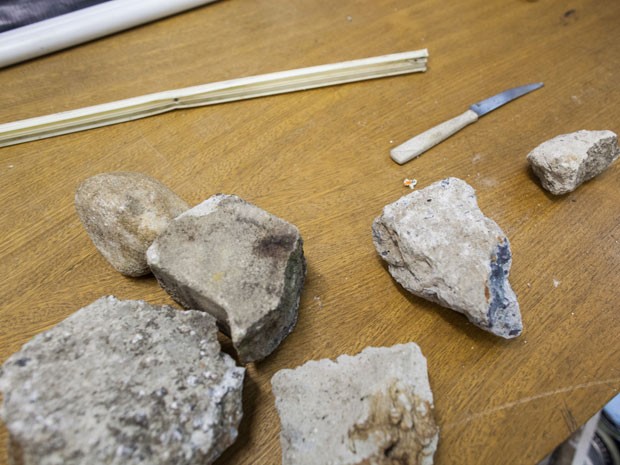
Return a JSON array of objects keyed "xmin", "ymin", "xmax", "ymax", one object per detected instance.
[
  {"xmin": 75, "ymin": 172, "xmax": 189, "ymax": 276},
  {"xmin": 146, "ymin": 194, "xmax": 306, "ymax": 363},
  {"xmin": 372, "ymin": 178, "xmax": 522, "ymax": 338},
  {"xmin": 272, "ymin": 343, "xmax": 439, "ymax": 465},
  {"xmin": 527, "ymin": 130, "xmax": 619, "ymax": 195},
  {"xmin": 0, "ymin": 296, "xmax": 244, "ymax": 465}
]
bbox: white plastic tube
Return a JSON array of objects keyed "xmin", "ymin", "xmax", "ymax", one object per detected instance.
[
  {"xmin": 0, "ymin": 49, "xmax": 429, "ymax": 147},
  {"xmin": 0, "ymin": 0, "xmax": 219, "ymax": 68}
]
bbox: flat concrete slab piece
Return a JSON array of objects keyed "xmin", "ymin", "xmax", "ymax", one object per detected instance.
[
  {"xmin": 527, "ymin": 130, "xmax": 619, "ymax": 195},
  {"xmin": 372, "ymin": 178, "xmax": 522, "ymax": 338},
  {"xmin": 0, "ymin": 297, "xmax": 244, "ymax": 465},
  {"xmin": 272, "ymin": 343, "xmax": 439, "ymax": 465},
  {"xmin": 147, "ymin": 194, "xmax": 306, "ymax": 363},
  {"xmin": 75, "ymin": 172, "xmax": 189, "ymax": 276}
]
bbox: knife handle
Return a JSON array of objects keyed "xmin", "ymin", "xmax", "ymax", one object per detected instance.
[{"xmin": 390, "ymin": 109, "xmax": 479, "ymax": 164}]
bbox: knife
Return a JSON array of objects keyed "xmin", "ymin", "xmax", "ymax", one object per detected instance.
[{"xmin": 390, "ymin": 82, "xmax": 544, "ymax": 164}]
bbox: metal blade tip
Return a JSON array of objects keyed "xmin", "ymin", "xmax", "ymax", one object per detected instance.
[{"xmin": 470, "ymin": 82, "xmax": 544, "ymax": 117}]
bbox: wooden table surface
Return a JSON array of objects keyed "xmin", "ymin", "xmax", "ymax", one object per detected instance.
[{"xmin": 1, "ymin": 0, "xmax": 619, "ymax": 464}]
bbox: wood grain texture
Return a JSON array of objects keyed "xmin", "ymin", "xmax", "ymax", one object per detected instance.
[{"xmin": 0, "ymin": 0, "xmax": 619, "ymax": 464}]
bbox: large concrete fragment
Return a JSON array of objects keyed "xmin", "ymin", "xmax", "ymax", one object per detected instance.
[
  {"xmin": 372, "ymin": 178, "xmax": 522, "ymax": 338},
  {"xmin": 272, "ymin": 344, "xmax": 438, "ymax": 465},
  {"xmin": 147, "ymin": 194, "xmax": 306, "ymax": 363},
  {"xmin": 0, "ymin": 297, "xmax": 244, "ymax": 465},
  {"xmin": 527, "ymin": 130, "xmax": 619, "ymax": 195},
  {"xmin": 75, "ymin": 172, "xmax": 189, "ymax": 276}
]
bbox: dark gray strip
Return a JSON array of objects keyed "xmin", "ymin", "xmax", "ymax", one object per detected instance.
[{"xmin": 0, "ymin": 0, "xmax": 111, "ymax": 33}]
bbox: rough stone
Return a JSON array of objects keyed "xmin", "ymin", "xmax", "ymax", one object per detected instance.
[
  {"xmin": 75, "ymin": 172, "xmax": 189, "ymax": 276},
  {"xmin": 0, "ymin": 296, "xmax": 244, "ymax": 465},
  {"xmin": 146, "ymin": 194, "xmax": 306, "ymax": 363},
  {"xmin": 372, "ymin": 177, "xmax": 522, "ymax": 338},
  {"xmin": 271, "ymin": 343, "xmax": 438, "ymax": 465},
  {"xmin": 527, "ymin": 130, "xmax": 619, "ymax": 195}
]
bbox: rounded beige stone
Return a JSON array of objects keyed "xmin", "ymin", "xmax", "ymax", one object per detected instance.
[{"xmin": 75, "ymin": 172, "xmax": 189, "ymax": 276}]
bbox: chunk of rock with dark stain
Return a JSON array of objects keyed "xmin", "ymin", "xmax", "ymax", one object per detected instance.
[
  {"xmin": 75, "ymin": 172, "xmax": 189, "ymax": 276},
  {"xmin": 271, "ymin": 343, "xmax": 438, "ymax": 465},
  {"xmin": 527, "ymin": 130, "xmax": 619, "ymax": 195},
  {"xmin": 0, "ymin": 296, "xmax": 245, "ymax": 465},
  {"xmin": 146, "ymin": 194, "xmax": 306, "ymax": 363},
  {"xmin": 372, "ymin": 177, "xmax": 522, "ymax": 338}
]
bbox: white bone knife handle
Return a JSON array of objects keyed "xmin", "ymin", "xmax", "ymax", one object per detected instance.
[{"xmin": 390, "ymin": 109, "xmax": 479, "ymax": 164}]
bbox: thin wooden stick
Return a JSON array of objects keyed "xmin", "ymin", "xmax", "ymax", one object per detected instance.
[{"xmin": 0, "ymin": 49, "xmax": 428, "ymax": 148}]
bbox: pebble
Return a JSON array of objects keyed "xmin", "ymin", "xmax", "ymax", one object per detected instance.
[
  {"xmin": 527, "ymin": 130, "xmax": 619, "ymax": 195},
  {"xmin": 75, "ymin": 172, "xmax": 189, "ymax": 276}
]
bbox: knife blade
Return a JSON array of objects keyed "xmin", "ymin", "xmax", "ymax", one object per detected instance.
[{"xmin": 390, "ymin": 82, "xmax": 544, "ymax": 165}]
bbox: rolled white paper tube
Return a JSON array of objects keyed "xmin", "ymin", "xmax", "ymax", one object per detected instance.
[{"xmin": 0, "ymin": 0, "xmax": 219, "ymax": 68}]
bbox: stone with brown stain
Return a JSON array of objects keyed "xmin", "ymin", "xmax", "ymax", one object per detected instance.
[
  {"xmin": 271, "ymin": 344, "xmax": 438, "ymax": 465},
  {"xmin": 147, "ymin": 194, "xmax": 306, "ymax": 363},
  {"xmin": 75, "ymin": 172, "xmax": 189, "ymax": 276},
  {"xmin": 349, "ymin": 381, "xmax": 438, "ymax": 465}
]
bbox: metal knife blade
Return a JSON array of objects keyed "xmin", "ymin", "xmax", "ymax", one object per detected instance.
[
  {"xmin": 390, "ymin": 82, "xmax": 544, "ymax": 165},
  {"xmin": 469, "ymin": 82, "xmax": 544, "ymax": 117}
]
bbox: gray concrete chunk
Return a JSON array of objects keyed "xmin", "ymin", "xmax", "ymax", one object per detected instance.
[
  {"xmin": 75, "ymin": 172, "xmax": 189, "ymax": 276},
  {"xmin": 271, "ymin": 343, "xmax": 439, "ymax": 465},
  {"xmin": 146, "ymin": 194, "xmax": 306, "ymax": 363},
  {"xmin": 0, "ymin": 296, "xmax": 244, "ymax": 465},
  {"xmin": 372, "ymin": 178, "xmax": 522, "ymax": 338},
  {"xmin": 527, "ymin": 130, "xmax": 619, "ymax": 195}
]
